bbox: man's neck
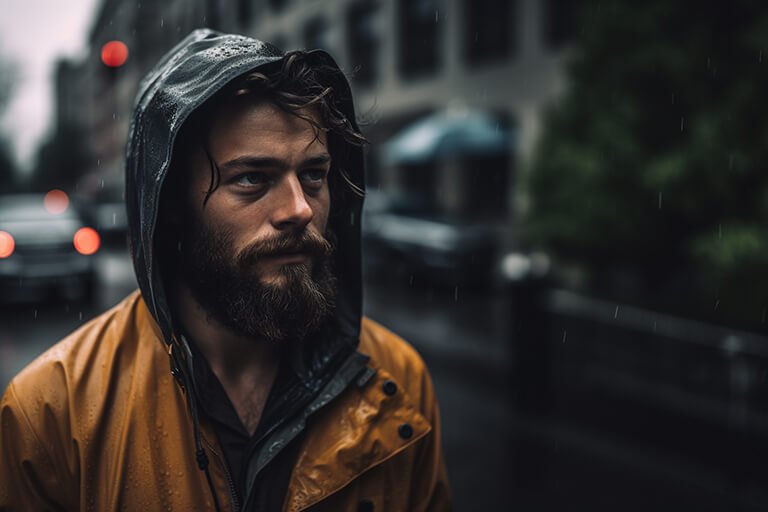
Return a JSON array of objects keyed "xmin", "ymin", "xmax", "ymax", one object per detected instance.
[{"xmin": 173, "ymin": 280, "xmax": 280, "ymax": 436}]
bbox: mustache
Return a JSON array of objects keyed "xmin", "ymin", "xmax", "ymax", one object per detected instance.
[{"xmin": 237, "ymin": 229, "xmax": 333, "ymax": 265}]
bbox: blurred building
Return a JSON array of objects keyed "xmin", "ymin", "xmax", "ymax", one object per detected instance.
[{"xmin": 51, "ymin": 0, "xmax": 576, "ymax": 243}]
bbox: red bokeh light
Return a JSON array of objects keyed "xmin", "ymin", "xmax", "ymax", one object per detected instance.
[
  {"xmin": 74, "ymin": 228, "xmax": 100, "ymax": 255},
  {"xmin": 101, "ymin": 41, "xmax": 129, "ymax": 68},
  {"xmin": 0, "ymin": 231, "xmax": 14, "ymax": 258},
  {"xmin": 44, "ymin": 189, "xmax": 69, "ymax": 215}
]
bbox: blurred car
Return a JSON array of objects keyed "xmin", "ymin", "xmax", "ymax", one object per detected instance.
[
  {"xmin": 361, "ymin": 190, "xmax": 497, "ymax": 287},
  {"xmin": 0, "ymin": 194, "xmax": 100, "ymax": 303}
]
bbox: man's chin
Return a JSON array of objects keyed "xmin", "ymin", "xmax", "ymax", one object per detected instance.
[
  {"xmin": 263, "ymin": 261, "xmax": 313, "ymax": 281},
  {"xmin": 259, "ymin": 273, "xmax": 290, "ymax": 288}
]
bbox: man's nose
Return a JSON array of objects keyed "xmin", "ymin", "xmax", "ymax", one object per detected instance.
[{"xmin": 270, "ymin": 174, "xmax": 313, "ymax": 230}]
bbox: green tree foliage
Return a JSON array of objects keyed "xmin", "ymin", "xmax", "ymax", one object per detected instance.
[{"xmin": 527, "ymin": 2, "xmax": 768, "ymax": 330}]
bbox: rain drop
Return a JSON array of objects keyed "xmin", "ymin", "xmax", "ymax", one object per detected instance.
[
  {"xmin": 454, "ymin": 286, "xmax": 459, "ymax": 302},
  {"xmin": 658, "ymin": 191, "xmax": 663, "ymax": 209},
  {"xmin": 680, "ymin": 117, "xmax": 684, "ymax": 132},
  {"xmin": 562, "ymin": 330, "xmax": 567, "ymax": 343},
  {"xmin": 160, "ymin": 18, "xmax": 164, "ymax": 28},
  {"xmin": 614, "ymin": 306, "xmax": 619, "ymax": 319}
]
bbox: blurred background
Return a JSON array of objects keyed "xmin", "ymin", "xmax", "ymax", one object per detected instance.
[{"xmin": 1, "ymin": 0, "xmax": 768, "ymax": 510}]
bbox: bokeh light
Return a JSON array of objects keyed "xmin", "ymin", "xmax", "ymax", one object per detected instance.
[
  {"xmin": 74, "ymin": 227, "xmax": 100, "ymax": 255},
  {"xmin": 101, "ymin": 41, "xmax": 129, "ymax": 67},
  {"xmin": 44, "ymin": 190, "xmax": 69, "ymax": 215},
  {"xmin": 0, "ymin": 231, "xmax": 14, "ymax": 258}
]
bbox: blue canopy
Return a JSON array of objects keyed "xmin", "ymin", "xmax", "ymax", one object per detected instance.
[{"xmin": 382, "ymin": 109, "xmax": 513, "ymax": 166}]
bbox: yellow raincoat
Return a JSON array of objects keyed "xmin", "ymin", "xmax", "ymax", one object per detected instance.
[{"xmin": 0, "ymin": 291, "xmax": 451, "ymax": 511}]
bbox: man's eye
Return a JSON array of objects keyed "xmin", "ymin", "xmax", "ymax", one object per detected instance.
[
  {"xmin": 301, "ymin": 169, "xmax": 326, "ymax": 183},
  {"xmin": 236, "ymin": 172, "xmax": 269, "ymax": 186}
]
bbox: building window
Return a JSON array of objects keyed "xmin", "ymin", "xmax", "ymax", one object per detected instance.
[
  {"xmin": 347, "ymin": 1, "xmax": 381, "ymax": 87},
  {"xmin": 397, "ymin": 0, "xmax": 441, "ymax": 78},
  {"xmin": 464, "ymin": 0, "xmax": 516, "ymax": 66},
  {"xmin": 304, "ymin": 17, "xmax": 330, "ymax": 51},
  {"xmin": 543, "ymin": 0, "xmax": 582, "ymax": 49}
]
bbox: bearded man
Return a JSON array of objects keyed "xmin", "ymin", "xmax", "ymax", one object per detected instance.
[{"xmin": 0, "ymin": 30, "xmax": 451, "ymax": 511}]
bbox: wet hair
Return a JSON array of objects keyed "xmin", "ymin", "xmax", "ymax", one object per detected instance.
[{"xmin": 167, "ymin": 50, "xmax": 367, "ymax": 209}]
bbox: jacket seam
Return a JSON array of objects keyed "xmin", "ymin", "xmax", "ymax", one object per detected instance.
[{"xmin": 6, "ymin": 381, "xmax": 63, "ymax": 488}]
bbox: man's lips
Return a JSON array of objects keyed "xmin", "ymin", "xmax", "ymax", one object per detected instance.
[{"xmin": 261, "ymin": 252, "xmax": 309, "ymax": 264}]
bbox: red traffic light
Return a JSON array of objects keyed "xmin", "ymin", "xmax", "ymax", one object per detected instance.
[{"xmin": 101, "ymin": 41, "xmax": 128, "ymax": 68}]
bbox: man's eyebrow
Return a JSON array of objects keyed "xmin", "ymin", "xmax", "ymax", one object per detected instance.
[
  {"xmin": 219, "ymin": 153, "xmax": 332, "ymax": 172},
  {"xmin": 219, "ymin": 156, "xmax": 283, "ymax": 172},
  {"xmin": 303, "ymin": 153, "xmax": 332, "ymax": 167}
]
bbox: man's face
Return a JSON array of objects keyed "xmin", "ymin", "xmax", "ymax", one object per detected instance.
[{"xmin": 175, "ymin": 98, "xmax": 337, "ymax": 342}]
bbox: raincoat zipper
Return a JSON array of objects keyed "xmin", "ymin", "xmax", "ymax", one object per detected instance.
[{"xmin": 202, "ymin": 435, "xmax": 241, "ymax": 512}]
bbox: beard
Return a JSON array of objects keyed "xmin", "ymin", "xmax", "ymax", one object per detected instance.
[{"xmin": 176, "ymin": 215, "xmax": 338, "ymax": 344}]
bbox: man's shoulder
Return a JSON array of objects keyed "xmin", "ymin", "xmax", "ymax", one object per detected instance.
[
  {"xmin": 358, "ymin": 316, "xmax": 430, "ymax": 387},
  {"xmin": 5, "ymin": 290, "xmax": 155, "ymax": 409}
]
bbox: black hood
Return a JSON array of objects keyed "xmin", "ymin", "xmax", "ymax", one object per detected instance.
[{"xmin": 125, "ymin": 28, "xmax": 365, "ymax": 368}]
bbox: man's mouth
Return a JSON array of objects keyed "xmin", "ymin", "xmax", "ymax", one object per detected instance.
[{"xmin": 261, "ymin": 252, "xmax": 309, "ymax": 264}]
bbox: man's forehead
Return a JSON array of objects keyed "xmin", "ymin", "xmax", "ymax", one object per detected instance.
[
  {"xmin": 206, "ymin": 98, "xmax": 325, "ymax": 149},
  {"xmin": 215, "ymin": 96, "xmax": 321, "ymax": 128}
]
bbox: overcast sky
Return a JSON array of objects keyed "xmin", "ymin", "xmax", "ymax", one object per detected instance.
[{"xmin": 0, "ymin": 0, "xmax": 100, "ymax": 174}]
